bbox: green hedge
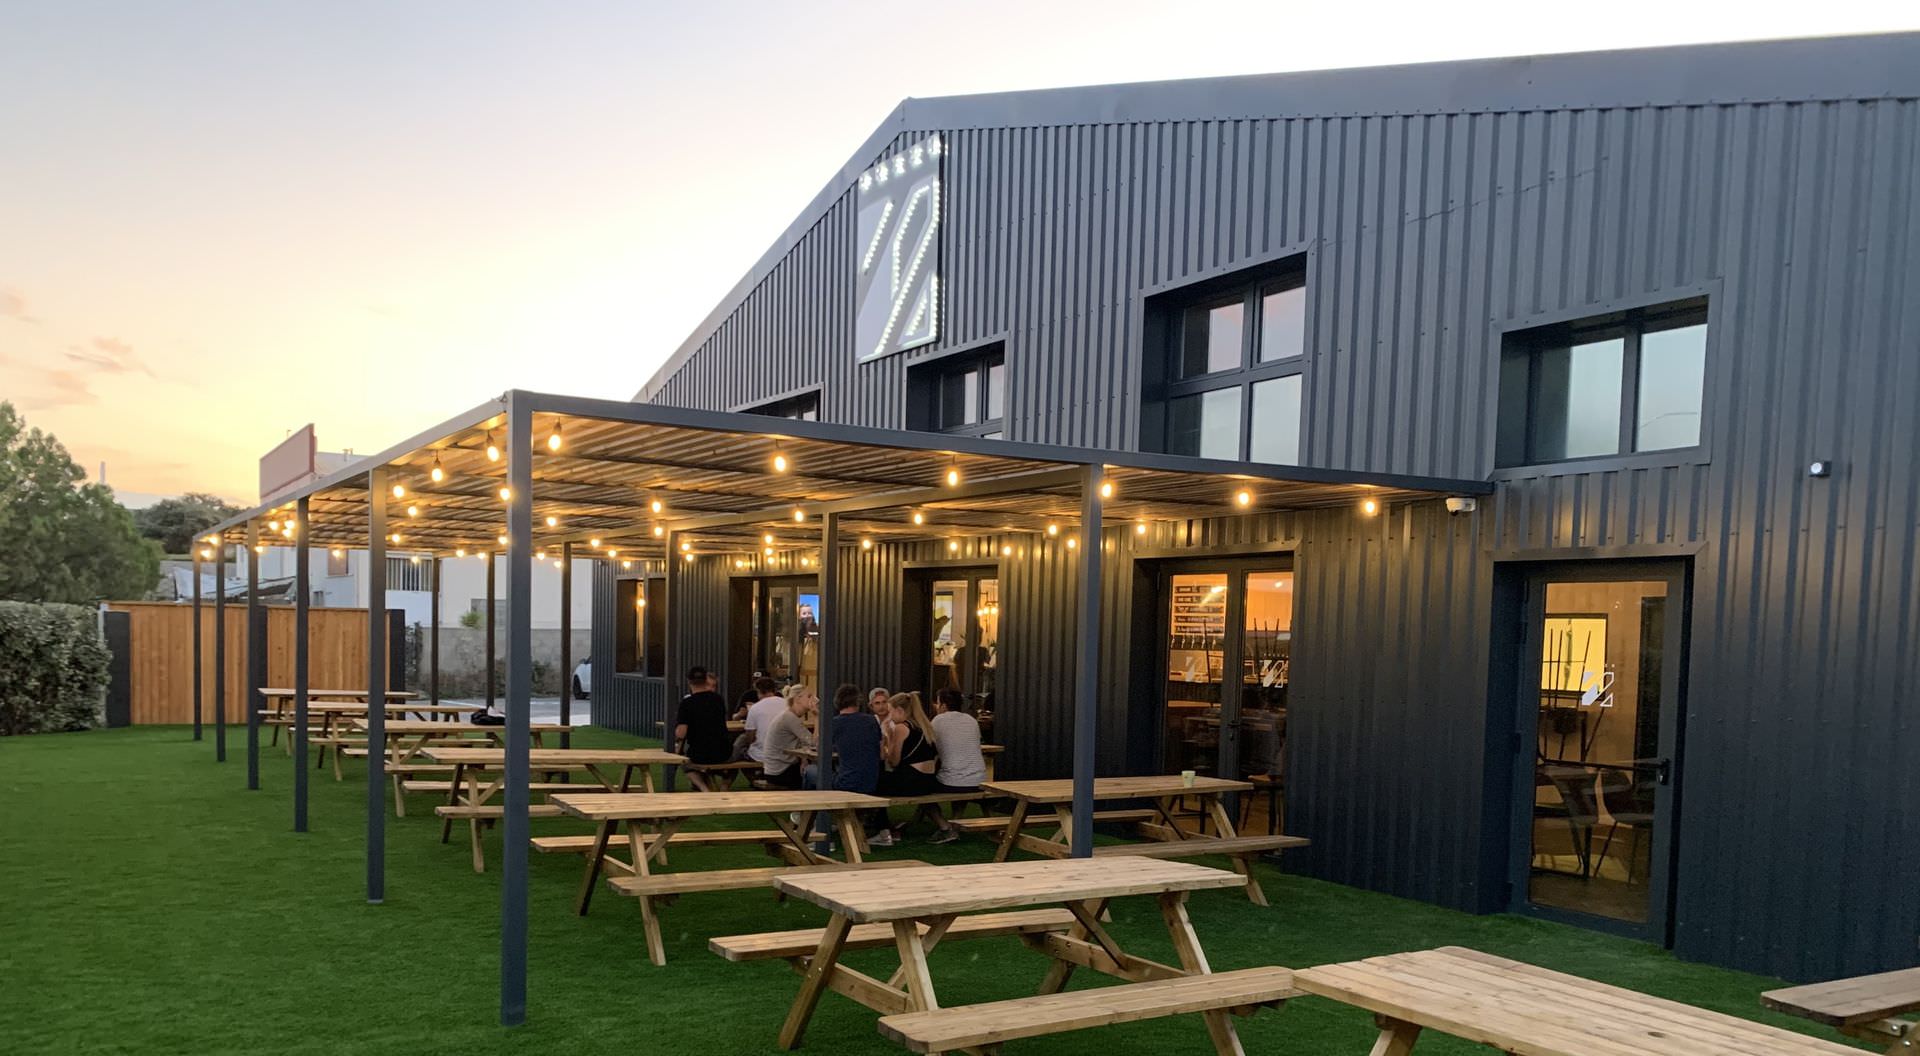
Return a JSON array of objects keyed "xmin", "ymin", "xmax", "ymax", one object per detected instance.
[{"xmin": 0, "ymin": 601, "xmax": 108, "ymax": 735}]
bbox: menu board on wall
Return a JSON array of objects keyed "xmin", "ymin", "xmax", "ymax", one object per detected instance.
[{"xmin": 1170, "ymin": 580, "xmax": 1226, "ymax": 638}]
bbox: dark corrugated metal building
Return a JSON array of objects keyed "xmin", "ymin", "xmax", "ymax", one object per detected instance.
[{"xmin": 593, "ymin": 33, "xmax": 1920, "ymax": 982}]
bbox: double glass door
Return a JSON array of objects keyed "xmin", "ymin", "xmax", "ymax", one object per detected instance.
[
  {"xmin": 1511, "ymin": 562, "xmax": 1687, "ymax": 939},
  {"xmin": 748, "ymin": 577, "xmax": 820, "ymax": 688},
  {"xmin": 1160, "ymin": 561, "xmax": 1293, "ymax": 819},
  {"xmin": 926, "ymin": 571, "xmax": 999, "ymax": 707}
]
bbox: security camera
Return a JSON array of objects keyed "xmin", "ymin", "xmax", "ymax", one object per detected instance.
[{"xmin": 1444, "ymin": 496, "xmax": 1478, "ymax": 515}]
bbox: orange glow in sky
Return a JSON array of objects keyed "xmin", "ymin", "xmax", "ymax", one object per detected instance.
[{"xmin": 3, "ymin": 2, "xmax": 1909, "ymax": 503}]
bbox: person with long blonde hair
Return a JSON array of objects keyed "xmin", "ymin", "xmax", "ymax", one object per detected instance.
[{"xmin": 879, "ymin": 690, "xmax": 941, "ymax": 801}]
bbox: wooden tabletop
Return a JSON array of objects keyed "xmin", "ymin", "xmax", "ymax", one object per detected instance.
[
  {"xmin": 1763, "ymin": 966, "xmax": 1920, "ymax": 1028},
  {"xmin": 421, "ymin": 747, "xmax": 685, "ymax": 767},
  {"xmin": 550, "ymin": 789, "xmax": 887, "ymax": 821},
  {"xmin": 1295, "ymin": 947, "xmax": 1858, "ymax": 1056},
  {"xmin": 261, "ymin": 688, "xmax": 420, "ymax": 699},
  {"xmin": 983, "ymin": 775, "xmax": 1251, "ymax": 803},
  {"xmin": 774, "ymin": 858, "xmax": 1249, "ymax": 923},
  {"xmin": 349, "ymin": 719, "xmax": 572, "ymax": 734}
]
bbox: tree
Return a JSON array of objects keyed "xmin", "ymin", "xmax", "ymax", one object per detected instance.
[
  {"xmin": 0, "ymin": 402, "xmax": 160, "ymax": 602},
  {"xmin": 136, "ymin": 492, "xmax": 240, "ymax": 555}
]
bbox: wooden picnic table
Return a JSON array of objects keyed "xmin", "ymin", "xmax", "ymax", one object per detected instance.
[
  {"xmin": 765, "ymin": 857, "xmax": 1268, "ymax": 1053},
  {"xmin": 349, "ymin": 719, "xmax": 570, "ymax": 805},
  {"xmin": 1764, "ymin": 966, "xmax": 1920, "ymax": 1052},
  {"xmin": 788, "ymin": 743, "xmax": 1005, "ymax": 782},
  {"xmin": 1294, "ymin": 946, "xmax": 1862, "ymax": 1055},
  {"xmin": 549, "ymin": 789, "xmax": 892, "ymax": 965},
  {"xmin": 981, "ymin": 776, "xmax": 1302, "ymax": 905},
  {"xmin": 419, "ymin": 747, "xmax": 684, "ymax": 872}
]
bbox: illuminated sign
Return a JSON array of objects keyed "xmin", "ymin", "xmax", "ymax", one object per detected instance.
[{"xmin": 854, "ymin": 134, "xmax": 943, "ymax": 361}]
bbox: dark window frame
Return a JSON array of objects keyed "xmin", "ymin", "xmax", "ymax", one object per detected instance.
[
  {"xmin": 1497, "ymin": 298, "xmax": 1709, "ymax": 469},
  {"xmin": 1151, "ymin": 262, "xmax": 1309, "ymax": 464},
  {"xmin": 742, "ymin": 390, "xmax": 821, "ymax": 421},
  {"xmin": 614, "ymin": 576, "xmax": 666, "ymax": 677},
  {"xmin": 908, "ymin": 343, "xmax": 1007, "ymax": 439}
]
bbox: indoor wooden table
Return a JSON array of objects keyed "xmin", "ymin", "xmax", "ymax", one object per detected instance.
[
  {"xmin": 767, "ymin": 857, "xmax": 1253, "ymax": 1052},
  {"xmin": 981, "ymin": 776, "xmax": 1294, "ymax": 905},
  {"xmin": 421, "ymin": 747, "xmax": 685, "ymax": 872},
  {"xmin": 549, "ymin": 789, "xmax": 891, "ymax": 965},
  {"xmin": 1295, "ymin": 946, "xmax": 1862, "ymax": 1056}
]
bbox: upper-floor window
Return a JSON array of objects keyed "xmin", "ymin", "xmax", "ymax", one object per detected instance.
[
  {"xmin": 746, "ymin": 391, "xmax": 819, "ymax": 421},
  {"xmin": 1496, "ymin": 298, "xmax": 1708, "ymax": 468},
  {"xmin": 908, "ymin": 346, "xmax": 1005, "ymax": 439},
  {"xmin": 385, "ymin": 556, "xmax": 431, "ymax": 592},
  {"xmin": 1144, "ymin": 259, "xmax": 1307, "ymax": 464}
]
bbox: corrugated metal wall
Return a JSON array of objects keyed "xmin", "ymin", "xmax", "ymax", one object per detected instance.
[{"xmin": 634, "ymin": 90, "xmax": 1920, "ymax": 980}]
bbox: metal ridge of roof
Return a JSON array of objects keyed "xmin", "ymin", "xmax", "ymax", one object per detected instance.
[
  {"xmin": 633, "ymin": 30, "xmax": 1920, "ymax": 403},
  {"xmin": 206, "ymin": 389, "xmax": 1492, "ymax": 541}
]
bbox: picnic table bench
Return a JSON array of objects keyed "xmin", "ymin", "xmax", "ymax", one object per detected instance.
[
  {"xmin": 1764, "ymin": 966, "xmax": 1920, "ymax": 1052},
  {"xmin": 417, "ymin": 747, "xmax": 683, "ymax": 872},
  {"xmin": 982, "ymin": 776, "xmax": 1307, "ymax": 905},
  {"xmin": 550, "ymin": 789, "xmax": 897, "ymax": 966},
  {"xmin": 351, "ymin": 719, "xmax": 570, "ymax": 812},
  {"xmin": 739, "ymin": 856, "xmax": 1296, "ymax": 1053},
  {"xmin": 1294, "ymin": 946, "xmax": 1863, "ymax": 1055}
]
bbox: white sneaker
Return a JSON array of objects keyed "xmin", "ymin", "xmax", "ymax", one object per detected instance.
[{"xmin": 867, "ymin": 830, "xmax": 895, "ymax": 847}]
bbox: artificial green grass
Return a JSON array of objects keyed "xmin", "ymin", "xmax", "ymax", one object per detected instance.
[{"xmin": 0, "ymin": 727, "xmax": 1862, "ymax": 1055}]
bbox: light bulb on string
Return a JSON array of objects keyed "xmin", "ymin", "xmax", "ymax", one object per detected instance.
[
  {"xmin": 485, "ymin": 432, "xmax": 500, "ymax": 462},
  {"xmin": 430, "ymin": 454, "xmax": 445, "ymax": 483},
  {"xmin": 650, "ymin": 497, "xmax": 664, "ymax": 514},
  {"xmin": 546, "ymin": 515, "xmax": 559, "ymax": 528},
  {"xmin": 547, "ymin": 421, "xmax": 563, "ymax": 451}
]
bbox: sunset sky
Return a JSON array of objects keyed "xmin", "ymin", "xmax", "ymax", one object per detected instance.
[{"xmin": 4, "ymin": 1, "xmax": 1912, "ymax": 506}]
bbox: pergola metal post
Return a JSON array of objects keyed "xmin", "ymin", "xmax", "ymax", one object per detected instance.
[
  {"xmin": 559, "ymin": 541, "xmax": 572, "ymax": 749},
  {"xmin": 429, "ymin": 556, "xmax": 441, "ymax": 708},
  {"xmin": 500, "ymin": 398, "xmax": 534, "ymax": 1027},
  {"xmin": 191, "ymin": 551, "xmax": 203, "ymax": 741},
  {"xmin": 245, "ymin": 519, "xmax": 263, "ymax": 790},
  {"xmin": 661, "ymin": 530, "xmax": 680, "ymax": 790},
  {"xmin": 1071, "ymin": 464, "xmax": 1104, "ymax": 857},
  {"xmin": 294, "ymin": 496, "xmax": 311, "ymax": 832},
  {"xmin": 486, "ymin": 550, "xmax": 497, "ymax": 712},
  {"xmin": 365, "ymin": 467, "xmax": 388, "ymax": 903},
  {"xmin": 215, "ymin": 542, "xmax": 226, "ymax": 761},
  {"xmin": 816, "ymin": 511, "xmax": 839, "ymax": 790}
]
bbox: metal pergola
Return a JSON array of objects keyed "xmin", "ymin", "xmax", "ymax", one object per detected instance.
[{"xmin": 195, "ymin": 389, "xmax": 1488, "ymax": 1026}]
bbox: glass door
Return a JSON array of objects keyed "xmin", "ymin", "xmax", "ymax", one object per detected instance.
[
  {"xmin": 1163, "ymin": 573, "xmax": 1229, "ymax": 775},
  {"xmin": 1512, "ymin": 563, "xmax": 1687, "ymax": 940},
  {"xmin": 747, "ymin": 577, "xmax": 818, "ymax": 688},
  {"xmin": 926, "ymin": 571, "xmax": 999, "ymax": 708}
]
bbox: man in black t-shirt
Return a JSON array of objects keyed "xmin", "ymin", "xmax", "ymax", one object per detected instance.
[{"xmin": 673, "ymin": 666, "xmax": 732, "ymax": 765}]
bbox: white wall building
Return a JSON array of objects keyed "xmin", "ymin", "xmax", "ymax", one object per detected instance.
[{"xmin": 237, "ymin": 547, "xmax": 594, "ymax": 631}]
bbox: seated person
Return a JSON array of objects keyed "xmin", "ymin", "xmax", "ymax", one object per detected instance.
[
  {"xmin": 760, "ymin": 685, "xmax": 817, "ymax": 789},
  {"xmin": 804, "ymin": 684, "xmax": 886, "ymax": 846},
  {"xmin": 737, "ymin": 677, "xmax": 786, "ymax": 764},
  {"xmin": 922, "ymin": 688, "xmax": 986, "ymax": 844},
  {"xmin": 879, "ymin": 691, "xmax": 941, "ymax": 798},
  {"xmin": 672, "ymin": 666, "xmax": 732, "ymax": 765}
]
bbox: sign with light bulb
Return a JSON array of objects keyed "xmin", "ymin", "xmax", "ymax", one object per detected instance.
[{"xmin": 854, "ymin": 133, "xmax": 943, "ymax": 362}]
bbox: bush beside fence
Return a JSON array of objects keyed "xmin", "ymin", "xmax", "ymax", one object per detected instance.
[{"xmin": 0, "ymin": 601, "xmax": 108, "ymax": 735}]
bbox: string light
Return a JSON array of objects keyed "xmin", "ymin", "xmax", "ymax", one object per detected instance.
[
  {"xmin": 1360, "ymin": 497, "xmax": 1380, "ymax": 516},
  {"xmin": 546, "ymin": 515, "xmax": 559, "ymax": 528},
  {"xmin": 410, "ymin": 555, "xmax": 421, "ymax": 565},
  {"xmin": 652, "ymin": 524, "xmax": 664, "ymax": 538},
  {"xmin": 1099, "ymin": 480, "xmax": 1115, "ymax": 499},
  {"xmin": 792, "ymin": 508, "xmax": 806, "ymax": 522},
  {"xmin": 282, "ymin": 526, "xmax": 293, "ymax": 539},
  {"xmin": 455, "ymin": 548, "xmax": 467, "ymax": 558},
  {"xmin": 391, "ymin": 484, "xmax": 406, "ymax": 499},
  {"xmin": 763, "ymin": 546, "xmax": 774, "ymax": 556},
  {"xmin": 679, "ymin": 541, "xmax": 692, "ymax": 553},
  {"xmin": 945, "ymin": 458, "xmax": 961, "ymax": 487},
  {"xmin": 430, "ymin": 454, "xmax": 445, "ymax": 483},
  {"xmin": 948, "ymin": 540, "xmax": 960, "ymax": 553},
  {"xmin": 1066, "ymin": 536, "xmax": 1079, "ymax": 550},
  {"xmin": 1135, "ymin": 521, "xmax": 1148, "ymax": 535},
  {"xmin": 388, "ymin": 533, "xmax": 402, "ymax": 544},
  {"xmin": 911, "ymin": 511, "xmax": 926, "ymax": 526},
  {"xmin": 536, "ymin": 549, "xmax": 547, "ymax": 561},
  {"xmin": 861, "ymin": 538, "xmax": 874, "ymax": 550},
  {"xmin": 268, "ymin": 520, "xmax": 280, "ymax": 531},
  {"xmin": 621, "ymin": 560, "xmax": 633, "ymax": 570},
  {"xmin": 553, "ymin": 560, "xmax": 563, "ymax": 570},
  {"xmin": 499, "ymin": 486, "xmax": 512, "ymax": 502},
  {"xmin": 1046, "ymin": 523, "xmax": 1059, "ymax": 536},
  {"xmin": 771, "ymin": 448, "xmax": 790, "ymax": 473},
  {"xmin": 485, "ymin": 432, "xmax": 500, "ymax": 462},
  {"xmin": 199, "ymin": 548, "xmax": 212, "ymax": 560},
  {"xmin": 497, "ymin": 534, "xmax": 508, "ymax": 545},
  {"xmin": 606, "ymin": 548, "xmax": 617, "ymax": 558},
  {"xmin": 331, "ymin": 547, "xmax": 344, "ymax": 558},
  {"xmin": 253, "ymin": 544, "xmax": 265, "ymax": 554},
  {"xmin": 407, "ymin": 505, "xmax": 420, "ymax": 518},
  {"xmin": 547, "ymin": 421, "xmax": 563, "ymax": 451},
  {"xmin": 650, "ymin": 497, "xmax": 664, "ymax": 514},
  {"xmin": 1001, "ymin": 544, "xmax": 1014, "ymax": 556},
  {"xmin": 683, "ymin": 552, "xmax": 695, "ymax": 563},
  {"xmin": 203, "ymin": 534, "xmax": 219, "ymax": 546},
  {"xmin": 589, "ymin": 538, "xmax": 602, "ymax": 548},
  {"xmin": 763, "ymin": 533, "xmax": 774, "ymax": 544},
  {"xmin": 1235, "ymin": 489, "xmax": 1253, "ymax": 507}
]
